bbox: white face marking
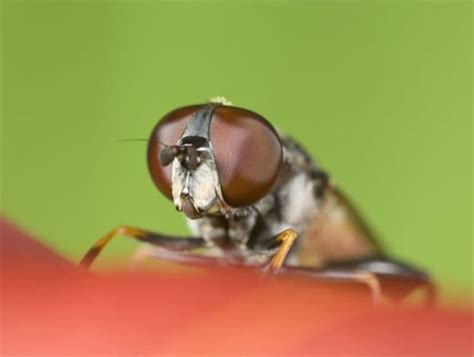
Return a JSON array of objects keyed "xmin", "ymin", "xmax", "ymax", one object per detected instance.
[
  {"xmin": 171, "ymin": 153, "xmax": 227, "ymax": 219},
  {"xmin": 188, "ymin": 163, "xmax": 219, "ymax": 209}
]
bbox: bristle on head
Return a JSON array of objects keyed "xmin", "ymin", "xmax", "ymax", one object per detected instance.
[{"xmin": 209, "ymin": 96, "xmax": 232, "ymax": 105}]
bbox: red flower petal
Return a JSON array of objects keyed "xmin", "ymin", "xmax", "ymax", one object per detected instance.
[{"xmin": 1, "ymin": 217, "xmax": 472, "ymax": 355}]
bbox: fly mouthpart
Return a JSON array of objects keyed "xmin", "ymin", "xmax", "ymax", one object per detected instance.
[{"xmin": 181, "ymin": 196, "xmax": 202, "ymax": 219}]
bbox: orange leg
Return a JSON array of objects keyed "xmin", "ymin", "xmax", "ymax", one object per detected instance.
[
  {"xmin": 80, "ymin": 225, "xmax": 206, "ymax": 269},
  {"xmin": 280, "ymin": 264, "xmax": 435, "ymax": 305},
  {"xmin": 255, "ymin": 228, "xmax": 298, "ymax": 274},
  {"xmin": 353, "ymin": 271, "xmax": 382, "ymax": 303},
  {"xmin": 254, "ymin": 229, "xmax": 383, "ymax": 302}
]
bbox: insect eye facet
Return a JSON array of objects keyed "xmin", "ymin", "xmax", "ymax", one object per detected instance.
[{"xmin": 210, "ymin": 106, "xmax": 282, "ymax": 207}]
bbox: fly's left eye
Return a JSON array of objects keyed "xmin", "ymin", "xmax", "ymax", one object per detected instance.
[
  {"xmin": 147, "ymin": 105, "xmax": 200, "ymax": 200},
  {"xmin": 210, "ymin": 106, "xmax": 282, "ymax": 207}
]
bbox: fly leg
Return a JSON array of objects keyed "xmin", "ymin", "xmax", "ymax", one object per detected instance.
[
  {"xmin": 321, "ymin": 257, "xmax": 436, "ymax": 304},
  {"xmin": 281, "ymin": 268, "xmax": 383, "ymax": 303},
  {"xmin": 253, "ymin": 230, "xmax": 384, "ymax": 302},
  {"xmin": 80, "ymin": 225, "xmax": 207, "ymax": 269},
  {"xmin": 280, "ymin": 258, "xmax": 435, "ymax": 305},
  {"xmin": 252, "ymin": 228, "xmax": 298, "ymax": 273}
]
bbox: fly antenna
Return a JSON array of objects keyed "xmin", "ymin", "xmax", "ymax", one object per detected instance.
[{"xmin": 119, "ymin": 138, "xmax": 181, "ymax": 166}]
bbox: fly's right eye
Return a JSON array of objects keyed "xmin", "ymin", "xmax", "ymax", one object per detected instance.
[
  {"xmin": 210, "ymin": 106, "xmax": 282, "ymax": 207},
  {"xmin": 147, "ymin": 105, "xmax": 200, "ymax": 200}
]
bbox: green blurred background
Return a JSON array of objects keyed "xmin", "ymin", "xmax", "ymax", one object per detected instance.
[{"xmin": 2, "ymin": 2, "xmax": 472, "ymax": 299}]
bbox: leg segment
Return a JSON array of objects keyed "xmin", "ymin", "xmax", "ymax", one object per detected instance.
[
  {"xmin": 322, "ymin": 257, "xmax": 435, "ymax": 304},
  {"xmin": 280, "ymin": 257, "xmax": 435, "ymax": 304},
  {"xmin": 253, "ymin": 228, "xmax": 298, "ymax": 273},
  {"xmin": 80, "ymin": 225, "xmax": 206, "ymax": 269},
  {"xmin": 277, "ymin": 266, "xmax": 383, "ymax": 302}
]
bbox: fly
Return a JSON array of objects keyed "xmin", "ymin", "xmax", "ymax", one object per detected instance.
[{"xmin": 80, "ymin": 98, "xmax": 434, "ymax": 303}]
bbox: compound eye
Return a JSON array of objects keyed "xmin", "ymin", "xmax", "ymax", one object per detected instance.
[
  {"xmin": 211, "ymin": 106, "xmax": 282, "ymax": 207},
  {"xmin": 147, "ymin": 105, "xmax": 200, "ymax": 200}
]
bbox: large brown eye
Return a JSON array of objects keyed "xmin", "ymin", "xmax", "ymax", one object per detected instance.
[
  {"xmin": 211, "ymin": 106, "xmax": 282, "ymax": 207},
  {"xmin": 147, "ymin": 105, "xmax": 200, "ymax": 199}
]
